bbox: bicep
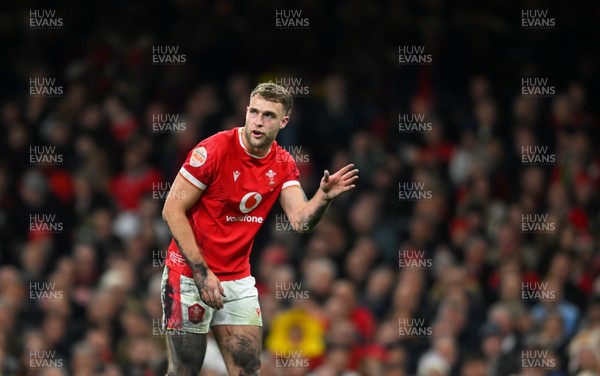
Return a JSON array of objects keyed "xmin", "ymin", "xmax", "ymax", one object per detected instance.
[
  {"xmin": 279, "ymin": 185, "xmax": 307, "ymax": 219},
  {"xmin": 164, "ymin": 173, "xmax": 204, "ymax": 213}
]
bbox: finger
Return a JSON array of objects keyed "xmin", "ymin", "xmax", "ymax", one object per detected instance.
[
  {"xmin": 204, "ymin": 284, "xmax": 221, "ymax": 309},
  {"xmin": 335, "ymin": 163, "xmax": 355, "ymax": 177},
  {"xmin": 341, "ymin": 182, "xmax": 358, "ymax": 192},
  {"xmin": 344, "ymin": 175, "xmax": 359, "ymax": 185},
  {"xmin": 200, "ymin": 290, "xmax": 213, "ymax": 308},
  {"xmin": 212, "ymin": 289, "xmax": 224, "ymax": 309},
  {"xmin": 323, "ymin": 170, "xmax": 330, "ymax": 183},
  {"xmin": 342, "ymin": 168, "xmax": 359, "ymax": 180},
  {"xmin": 218, "ymin": 282, "xmax": 226, "ymax": 297},
  {"xmin": 204, "ymin": 289, "xmax": 216, "ymax": 308},
  {"xmin": 333, "ymin": 177, "xmax": 359, "ymax": 193}
]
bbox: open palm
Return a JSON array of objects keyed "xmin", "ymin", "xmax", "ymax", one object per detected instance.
[{"xmin": 320, "ymin": 163, "xmax": 359, "ymax": 200}]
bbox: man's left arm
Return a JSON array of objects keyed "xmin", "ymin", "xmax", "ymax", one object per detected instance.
[{"xmin": 279, "ymin": 163, "xmax": 359, "ymax": 233}]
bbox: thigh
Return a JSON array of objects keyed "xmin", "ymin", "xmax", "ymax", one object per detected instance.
[
  {"xmin": 165, "ymin": 331, "xmax": 207, "ymax": 376},
  {"xmin": 212, "ymin": 325, "xmax": 262, "ymax": 376},
  {"xmin": 161, "ymin": 266, "xmax": 214, "ymax": 334}
]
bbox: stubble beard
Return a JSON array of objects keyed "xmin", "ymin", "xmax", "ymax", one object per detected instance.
[{"xmin": 244, "ymin": 126, "xmax": 274, "ymax": 152}]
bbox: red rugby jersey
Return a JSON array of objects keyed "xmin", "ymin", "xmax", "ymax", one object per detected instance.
[{"xmin": 165, "ymin": 127, "xmax": 300, "ymax": 281}]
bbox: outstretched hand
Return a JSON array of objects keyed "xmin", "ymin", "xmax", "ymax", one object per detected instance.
[{"xmin": 319, "ymin": 163, "xmax": 359, "ymax": 201}]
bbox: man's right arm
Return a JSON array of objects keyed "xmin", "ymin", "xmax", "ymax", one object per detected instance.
[{"xmin": 162, "ymin": 173, "xmax": 226, "ymax": 309}]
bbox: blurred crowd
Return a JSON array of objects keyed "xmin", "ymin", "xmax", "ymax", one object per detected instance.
[{"xmin": 0, "ymin": 1, "xmax": 599, "ymax": 376}]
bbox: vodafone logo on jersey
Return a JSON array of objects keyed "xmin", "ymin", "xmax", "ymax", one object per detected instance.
[
  {"xmin": 239, "ymin": 192, "xmax": 262, "ymax": 213},
  {"xmin": 225, "ymin": 192, "xmax": 264, "ymax": 224}
]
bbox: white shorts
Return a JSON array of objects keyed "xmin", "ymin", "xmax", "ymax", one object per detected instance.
[{"xmin": 161, "ymin": 266, "xmax": 262, "ymax": 334}]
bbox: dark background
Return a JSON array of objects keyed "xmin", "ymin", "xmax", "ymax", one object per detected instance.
[{"xmin": 0, "ymin": 1, "xmax": 599, "ymax": 375}]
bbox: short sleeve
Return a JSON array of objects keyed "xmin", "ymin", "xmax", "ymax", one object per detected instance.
[
  {"xmin": 281, "ymin": 160, "xmax": 301, "ymax": 190},
  {"xmin": 179, "ymin": 140, "xmax": 218, "ymax": 190}
]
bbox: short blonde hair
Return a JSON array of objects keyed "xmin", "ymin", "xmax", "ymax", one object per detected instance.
[{"xmin": 250, "ymin": 82, "xmax": 293, "ymax": 115}]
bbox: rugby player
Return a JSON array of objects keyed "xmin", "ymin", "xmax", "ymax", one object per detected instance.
[{"xmin": 161, "ymin": 82, "xmax": 359, "ymax": 375}]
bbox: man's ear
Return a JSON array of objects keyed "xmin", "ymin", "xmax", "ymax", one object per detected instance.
[{"xmin": 279, "ymin": 116, "xmax": 289, "ymax": 129}]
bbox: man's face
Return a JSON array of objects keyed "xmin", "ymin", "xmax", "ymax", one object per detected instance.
[{"xmin": 243, "ymin": 94, "xmax": 289, "ymax": 153}]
